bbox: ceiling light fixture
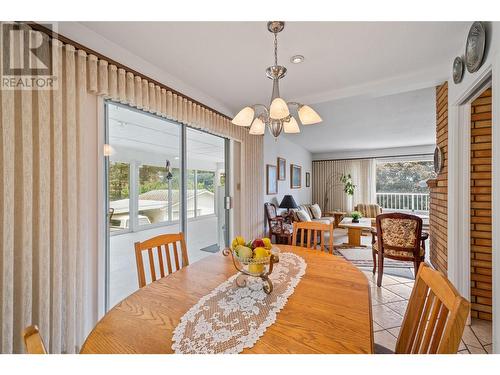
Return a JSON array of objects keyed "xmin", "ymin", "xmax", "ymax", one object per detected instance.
[
  {"xmin": 231, "ymin": 21, "xmax": 322, "ymax": 138},
  {"xmin": 290, "ymin": 55, "xmax": 304, "ymax": 64}
]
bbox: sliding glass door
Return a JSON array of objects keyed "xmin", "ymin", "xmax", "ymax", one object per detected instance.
[{"xmin": 104, "ymin": 103, "xmax": 229, "ymax": 309}]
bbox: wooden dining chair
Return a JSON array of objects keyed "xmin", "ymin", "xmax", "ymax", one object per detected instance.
[
  {"xmin": 375, "ymin": 263, "xmax": 470, "ymax": 354},
  {"xmin": 292, "ymin": 221, "xmax": 334, "ymax": 253},
  {"xmin": 23, "ymin": 325, "xmax": 47, "ymax": 354},
  {"xmin": 134, "ymin": 232, "xmax": 189, "ymax": 288}
]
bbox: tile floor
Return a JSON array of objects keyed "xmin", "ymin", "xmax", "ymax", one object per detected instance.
[{"xmin": 360, "ymin": 268, "xmax": 493, "ymax": 354}]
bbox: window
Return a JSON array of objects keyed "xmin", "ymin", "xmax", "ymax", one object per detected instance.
[
  {"xmin": 376, "ymin": 159, "xmax": 436, "ymax": 213},
  {"xmin": 108, "ymin": 162, "xmax": 130, "ymax": 232}
]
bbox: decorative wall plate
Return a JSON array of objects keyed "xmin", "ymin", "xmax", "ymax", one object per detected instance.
[
  {"xmin": 453, "ymin": 56, "xmax": 464, "ymax": 84},
  {"xmin": 434, "ymin": 146, "xmax": 444, "ymax": 174},
  {"xmin": 465, "ymin": 22, "xmax": 486, "ymax": 73}
]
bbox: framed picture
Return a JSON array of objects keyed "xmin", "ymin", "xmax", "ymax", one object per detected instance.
[
  {"xmin": 290, "ymin": 164, "xmax": 301, "ymax": 189},
  {"xmin": 306, "ymin": 172, "xmax": 310, "ymax": 187},
  {"xmin": 277, "ymin": 157, "xmax": 286, "ymax": 180},
  {"xmin": 266, "ymin": 164, "xmax": 278, "ymax": 195}
]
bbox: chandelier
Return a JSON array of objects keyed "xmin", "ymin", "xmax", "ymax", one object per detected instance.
[{"xmin": 231, "ymin": 21, "xmax": 322, "ymax": 138}]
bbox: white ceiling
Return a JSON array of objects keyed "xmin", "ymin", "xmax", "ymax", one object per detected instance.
[
  {"xmin": 108, "ymin": 104, "xmax": 225, "ymax": 169},
  {"xmin": 73, "ymin": 21, "xmax": 468, "ymax": 112},
  {"xmin": 288, "ymin": 87, "xmax": 436, "ymax": 154},
  {"xmin": 61, "ymin": 21, "xmax": 470, "ymax": 153}
]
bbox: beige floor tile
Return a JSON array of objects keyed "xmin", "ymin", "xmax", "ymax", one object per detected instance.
[
  {"xmin": 374, "ymin": 330, "xmax": 397, "ymax": 352},
  {"xmin": 470, "ymin": 318, "xmax": 492, "ymax": 345},
  {"xmin": 385, "ymin": 300, "xmax": 409, "ymax": 316},
  {"xmin": 373, "ymin": 321, "xmax": 384, "ymax": 332},
  {"xmin": 467, "ymin": 345, "xmax": 487, "ymax": 354},
  {"xmin": 458, "ymin": 349, "xmax": 470, "ymax": 354},
  {"xmin": 364, "ymin": 272, "xmax": 401, "ymax": 286},
  {"xmin": 383, "ymin": 284, "xmax": 413, "ymax": 299},
  {"xmin": 372, "ymin": 304, "xmax": 404, "ymax": 329},
  {"xmin": 458, "ymin": 340, "xmax": 467, "ymax": 351},
  {"xmin": 386, "ymin": 274, "xmax": 415, "ymax": 284},
  {"xmin": 484, "ymin": 344, "xmax": 492, "ymax": 354},
  {"xmin": 461, "ymin": 326, "xmax": 483, "ymax": 349},
  {"xmin": 387, "ymin": 326, "xmax": 401, "ymax": 339},
  {"xmin": 370, "ymin": 286, "xmax": 405, "ymax": 304}
]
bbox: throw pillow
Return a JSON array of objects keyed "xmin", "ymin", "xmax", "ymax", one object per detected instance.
[
  {"xmin": 296, "ymin": 209, "xmax": 312, "ymax": 222},
  {"xmin": 310, "ymin": 204, "xmax": 322, "ymax": 219}
]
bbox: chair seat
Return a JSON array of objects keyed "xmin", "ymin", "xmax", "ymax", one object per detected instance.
[
  {"xmin": 270, "ymin": 221, "xmax": 293, "ymax": 235},
  {"xmin": 373, "ymin": 241, "xmax": 425, "ymax": 258}
]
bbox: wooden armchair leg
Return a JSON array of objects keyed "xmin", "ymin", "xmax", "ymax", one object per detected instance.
[
  {"xmin": 377, "ymin": 252, "xmax": 384, "ymax": 287},
  {"xmin": 372, "ymin": 250, "xmax": 377, "ymax": 274}
]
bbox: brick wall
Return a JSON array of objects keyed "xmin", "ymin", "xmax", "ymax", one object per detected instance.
[
  {"xmin": 428, "ymin": 83, "xmax": 448, "ymax": 275},
  {"xmin": 470, "ymin": 88, "xmax": 492, "ymax": 321}
]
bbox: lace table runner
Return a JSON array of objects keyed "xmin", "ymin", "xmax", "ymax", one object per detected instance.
[{"xmin": 172, "ymin": 252, "xmax": 306, "ymax": 354}]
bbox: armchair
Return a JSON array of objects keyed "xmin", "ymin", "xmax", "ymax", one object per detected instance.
[{"xmin": 264, "ymin": 202, "xmax": 293, "ymax": 244}]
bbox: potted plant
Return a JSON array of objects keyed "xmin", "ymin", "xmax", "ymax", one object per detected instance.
[
  {"xmin": 351, "ymin": 211, "xmax": 362, "ymax": 223},
  {"xmin": 340, "ymin": 173, "xmax": 356, "ymax": 212}
]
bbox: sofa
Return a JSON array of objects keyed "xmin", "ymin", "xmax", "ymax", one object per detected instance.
[{"xmin": 292, "ymin": 204, "xmax": 335, "ymax": 225}]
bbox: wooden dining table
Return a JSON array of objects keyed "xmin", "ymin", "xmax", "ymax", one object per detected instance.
[{"xmin": 81, "ymin": 245, "xmax": 374, "ymax": 354}]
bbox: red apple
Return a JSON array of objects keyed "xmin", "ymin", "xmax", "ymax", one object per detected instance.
[{"xmin": 252, "ymin": 239, "xmax": 265, "ymax": 248}]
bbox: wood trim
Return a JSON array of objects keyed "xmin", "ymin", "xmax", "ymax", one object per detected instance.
[{"xmin": 26, "ymin": 22, "xmax": 231, "ymax": 120}]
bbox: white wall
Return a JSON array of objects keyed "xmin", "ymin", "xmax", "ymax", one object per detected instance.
[{"xmin": 263, "ymin": 132, "xmax": 312, "ymax": 210}]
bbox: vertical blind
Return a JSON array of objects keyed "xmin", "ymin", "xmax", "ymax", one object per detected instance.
[
  {"xmin": 312, "ymin": 159, "xmax": 376, "ymax": 212},
  {"xmin": 0, "ymin": 23, "xmax": 264, "ymax": 353}
]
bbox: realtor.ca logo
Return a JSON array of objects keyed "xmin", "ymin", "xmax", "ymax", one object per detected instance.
[{"xmin": 1, "ymin": 23, "xmax": 57, "ymax": 90}]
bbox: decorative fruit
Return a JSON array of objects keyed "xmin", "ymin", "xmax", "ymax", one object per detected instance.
[
  {"xmin": 236, "ymin": 245, "xmax": 253, "ymax": 259},
  {"xmin": 252, "ymin": 239, "xmax": 265, "ymax": 248},
  {"xmin": 262, "ymin": 238, "xmax": 272, "ymax": 250},
  {"xmin": 232, "ymin": 236, "xmax": 246, "ymax": 250},
  {"xmin": 253, "ymin": 247, "xmax": 268, "ymax": 259},
  {"xmin": 231, "ymin": 238, "xmax": 238, "ymax": 250},
  {"xmin": 248, "ymin": 264, "xmax": 264, "ymax": 274}
]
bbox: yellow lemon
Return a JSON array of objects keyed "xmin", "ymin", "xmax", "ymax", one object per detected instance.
[
  {"xmin": 236, "ymin": 236, "xmax": 246, "ymax": 246},
  {"xmin": 231, "ymin": 238, "xmax": 239, "ymax": 250},
  {"xmin": 262, "ymin": 238, "xmax": 272, "ymax": 250},
  {"xmin": 236, "ymin": 245, "xmax": 253, "ymax": 259},
  {"xmin": 253, "ymin": 247, "xmax": 268, "ymax": 259},
  {"xmin": 248, "ymin": 264, "xmax": 264, "ymax": 274}
]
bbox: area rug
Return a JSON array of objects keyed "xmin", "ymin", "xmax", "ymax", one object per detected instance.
[{"xmin": 334, "ymin": 247, "xmax": 415, "ymax": 279}]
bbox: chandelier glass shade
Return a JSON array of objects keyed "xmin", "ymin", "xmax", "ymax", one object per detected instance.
[{"xmin": 231, "ymin": 21, "xmax": 322, "ymax": 138}]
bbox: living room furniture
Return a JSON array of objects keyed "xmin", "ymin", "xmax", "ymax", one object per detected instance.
[
  {"xmin": 295, "ymin": 204, "xmax": 335, "ymax": 225},
  {"xmin": 292, "ymin": 221, "xmax": 334, "ymax": 253},
  {"xmin": 23, "ymin": 325, "xmax": 47, "ymax": 354},
  {"xmin": 371, "ymin": 212, "xmax": 428, "ymax": 287},
  {"xmin": 134, "ymin": 233, "xmax": 189, "ymax": 288},
  {"xmin": 80, "ymin": 245, "xmax": 373, "ymax": 354},
  {"xmin": 265, "ymin": 202, "xmax": 293, "ymax": 244},
  {"xmin": 338, "ymin": 217, "xmax": 373, "ymax": 247},
  {"xmin": 354, "ymin": 203, "xmax": 382, "ymax": 226},
  {"xmin": 279, "ymin": 194, "xmax": 298, "ymax": 213},
  {"xmin": 324, "ymin": 210, "xmax": 346, "ymax": 228},
  {"xmin": 375, "ymin": 263, "xmax": 469, "ymax": 354}
]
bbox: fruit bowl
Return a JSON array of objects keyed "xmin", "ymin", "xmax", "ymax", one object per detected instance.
[{"xmin": 222, "ymin": 237, "xmax": 279, "ymax": 294}]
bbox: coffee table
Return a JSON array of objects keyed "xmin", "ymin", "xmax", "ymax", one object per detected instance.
[
  {"xmin": 324, "ymin": 211, "xmax": 346, "ymax": 228},
  {"xmin": 338, "ymin": 217, "xmax": 373, "ymax": 248}
]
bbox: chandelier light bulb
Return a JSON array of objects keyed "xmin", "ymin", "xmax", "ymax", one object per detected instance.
[
  {"xmin": 249, "ymin": 117, "xmax": 265, "ymax": 135},
  {"xmin": 284, "ymin": 116, "xmax": 300, "ymax": 134},
  {"xmin": 232, "ymin": 106, "xmax": 255, "ymax": 127},
  {"xmin": 298, "ymin": 105, "xmax": 322, "ymax": 125},
  {"xmin": 269, "ymin": 98, "xmax": 289, "ymax": 119}
]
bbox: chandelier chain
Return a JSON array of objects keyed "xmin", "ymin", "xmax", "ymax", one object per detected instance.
[{"xmin": 274, "ymin": 32, "xmax": 278, "ymax": 66}]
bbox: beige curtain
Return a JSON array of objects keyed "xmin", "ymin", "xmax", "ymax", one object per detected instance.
[
  {"xmin": 312, "ymin": 159, "xmax": 376, "ymax": 212},
  {"xmin": 1, "ymin": 23, "xmax": 264, "ymax": 353}
]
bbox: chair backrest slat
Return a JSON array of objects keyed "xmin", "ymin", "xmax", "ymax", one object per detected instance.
[
  {"xmin": 395, "ymin": 263, "xmax": 470, "ymax": 354},
  {"xmin": 23, "ymin": 325, "xmax": 47, "ymax": 354},
  {"xmin": 292, "ymin": 222, "xmax": 334, "ymax": 253},
  {"xmin": 134, "ymin": 233, "xmax": 189, "ymax": 288}
]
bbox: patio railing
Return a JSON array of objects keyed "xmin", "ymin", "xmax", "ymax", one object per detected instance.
[{"xmin": 376, "ymin": 192, "xmax": 429, "ymax": 213}]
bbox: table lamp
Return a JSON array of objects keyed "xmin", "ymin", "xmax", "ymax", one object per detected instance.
[{"xmin": 279, "ymin": 195, "xmax": 298, "ymax": 213}]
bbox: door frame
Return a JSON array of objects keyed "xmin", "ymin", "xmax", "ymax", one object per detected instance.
[{"xmin": 448, "ymin": 62, "xmax": 498, "ymax": 353}]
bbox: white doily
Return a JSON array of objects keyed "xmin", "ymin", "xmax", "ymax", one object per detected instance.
[{"xmin": 171, "ymin": 252, "xmax": 306, "ymax": 354}]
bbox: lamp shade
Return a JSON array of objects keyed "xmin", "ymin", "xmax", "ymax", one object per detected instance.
[
  {"xmin": 298, "ymin": 105, "xmax": 322, "ymax": 125},
  {"xmin": 283, "ymin": 116, "xmax": 300, "ymax": 133},
  {"xmin": 270, "ymin": 97, "xmax": 290, "ymax": 119},
  {"xmin": 249, "ymin": 117, "xmax": 265, "ymax": 135},
  {"xmin": 232, "ymin": 106, "xmax": 255, "ymax": 127},
  {"xmin": 279, "ymin": 194, "xmax": 298, "ymax": 209}
]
